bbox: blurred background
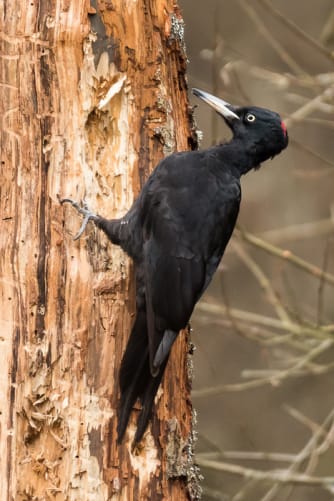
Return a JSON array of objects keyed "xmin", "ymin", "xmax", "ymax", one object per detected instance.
[{"xmin": 179, "ymin": 1, "xmax": 334, "ymax": 499}]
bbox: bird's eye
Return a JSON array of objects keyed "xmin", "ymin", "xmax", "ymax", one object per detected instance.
[{"xmin": 246, "ymin": 113, "xmax": 256, "ymax": 123}]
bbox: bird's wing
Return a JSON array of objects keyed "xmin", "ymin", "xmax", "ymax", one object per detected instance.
[
  {"xmin": 140, "ymin": 157, "xmax": 241, "ymax": 376},
  {"xmin": 143, "ymin": 233, "xmax": 206, "ymax": 376}
]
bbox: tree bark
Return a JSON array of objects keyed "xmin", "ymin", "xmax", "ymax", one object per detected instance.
[{"xmin": 0, "ymin": 1, "xmax": 200, "ymax": 499}]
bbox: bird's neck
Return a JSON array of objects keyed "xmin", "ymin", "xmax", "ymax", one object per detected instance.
[{"xmin": 215, "ymin": 138, "xmax": 263, "ymax": 176}]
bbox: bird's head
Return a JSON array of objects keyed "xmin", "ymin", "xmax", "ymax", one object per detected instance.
[{"xmin": 192, "ymin": 88, "xmax": 288, "ymax": 167}]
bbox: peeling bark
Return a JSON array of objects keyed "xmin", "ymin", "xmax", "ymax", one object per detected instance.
[{"xmin": 0, "ymin": 1, "xmax": 201, "ymax": 499}]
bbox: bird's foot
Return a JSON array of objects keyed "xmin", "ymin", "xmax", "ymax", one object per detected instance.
[{"xmin": 60, "ymin": 198, "xmax": 98, "ymax": 240}]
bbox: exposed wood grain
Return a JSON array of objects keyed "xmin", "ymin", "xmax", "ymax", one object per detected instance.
[{"xmin": 0, "ymin": 0, "xmax": 200, "ymax": 499}]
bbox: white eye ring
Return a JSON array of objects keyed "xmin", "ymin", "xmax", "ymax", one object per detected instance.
[{"xmin": 246, "ymin": 113, "xmax": 256, "ymax": 122}]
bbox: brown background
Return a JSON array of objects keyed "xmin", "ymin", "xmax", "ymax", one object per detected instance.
[{"xmin": 180, "ymin": 1, "xmax": 334, "ymax": 499}]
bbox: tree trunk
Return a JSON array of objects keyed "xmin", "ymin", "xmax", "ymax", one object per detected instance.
[{"xmin": 0, "ymin": 1, "xmax": 201, "ymax": 499}]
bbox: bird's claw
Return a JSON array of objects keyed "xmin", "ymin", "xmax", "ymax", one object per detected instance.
[{"xmin": 60, "ymin": 198, "xmax": 98, "ymax": 240}]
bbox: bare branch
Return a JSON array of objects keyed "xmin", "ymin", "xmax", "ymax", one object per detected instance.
[
  {"xmin": 232, "ymin": 241, "xmax": 292, "ymax": 324},
  {"xmin": 284, "ymin": 404, "xmax": 330, "ymax": 437},
  {"xmin": 258, "ymin": 218, "xmax": 334, "ymax": 244},
  {"xmin": 196, "ymin": 457, "xmax": 334, "ymax": 489},
  {"xmin": 290, "ymin": 138, "xmax": 334, "ymax": 170},
  {"xmin": 260, "ymin": 408, "xmax": 334, "ymax": 500},
  {"xmin": 317, "ymin": 237, "xmax": 333, "ymax": 326},
  {"xmin": 196, "ymin": 301, "xmax": 331, "ymax": 337},
  {"xmin": 193, "ymin": 338, "xmax": 333, "ymax": 397},
  {"xmin": 236, "ymin": 228, "xmax": 334, "ymax": 287},
  {"xmin": 320, "ymin": 7, "xmax": 334, "ymax": 47},
  {"xmin": 237, "ymin": 0, "xmax": 307, "ymax": 75},
  {"xmin": 257, "ymin": 0, "xmax": 334, "ymax": 63},
  {"xmin": 285, "ymin": 86, "xmax": 334, "ymax": 127},
  {"xmin": 198, "ymin": 450, "xmax": 297, "ymax": 463}
]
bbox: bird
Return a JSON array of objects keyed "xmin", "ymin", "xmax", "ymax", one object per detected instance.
[{"xmin": 61, "ymin": 88, "xmax": 288, "ymax": 444}]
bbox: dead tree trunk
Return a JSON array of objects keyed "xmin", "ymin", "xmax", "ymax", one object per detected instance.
[{"xmin": 0, "ymin": 1, "xmax": 201, "ymax": 499}]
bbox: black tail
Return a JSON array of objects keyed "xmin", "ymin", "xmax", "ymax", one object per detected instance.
[{"xmin": 117, "ymin": 309, "xmax": 169, "ymax": 444}]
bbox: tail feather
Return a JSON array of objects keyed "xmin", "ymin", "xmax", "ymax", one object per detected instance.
[
  {"xmin": 118, "ymin": 310, "xmax": 148, "ymax": 396},
  {"xmin": 134, "ymin": 359, "xmax": 168, "ymax": 443},
  {"xmin": 153, "ymin": 330, "xmax": 177, "ymax": 370},
  {"xmin": 117, "ymin": 310, "xmax": 149, "ymax": 442},
  {"xmin": 117, "ymin": 309, "xmax": 172, "ymax": 444}
]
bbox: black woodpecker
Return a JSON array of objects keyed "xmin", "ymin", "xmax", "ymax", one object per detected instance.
[{"xmin": 61, "ymin": 88, "xmax": 288, "ymax": 444}]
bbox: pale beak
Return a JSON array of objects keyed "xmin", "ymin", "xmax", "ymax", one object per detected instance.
[{"xmin": 192, "ymin": 88, "xmax": 240, "ymax": 121}]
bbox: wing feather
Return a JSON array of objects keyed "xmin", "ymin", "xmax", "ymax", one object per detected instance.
[{"xmin": 140, "ymin": 154, "xmax": 241, "ymax": 376}]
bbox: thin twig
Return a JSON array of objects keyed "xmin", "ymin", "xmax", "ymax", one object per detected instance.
[
  {"xmin": 232, "ymin": 241, "xmax": 292, "ymax": 324},
  {"xmin": 290, "ymin": 138, "xmax": 334, "ymax": 169},
  {"xmin": 258, "ymin": 218, "xmax": 334, "ymax": 244},
  {"xmin": 261, "ymin": 408, "xmax": 334, "ymax": 500},
  {"xmin": 195, "ymin": 314, "xmax": 312, "ymax": 359},
  {"xmin": 196, "ymin": 302, "xmax": 291, "ymax": 331},
  {"xmin": 196, "ymin": 457, "xmax": 334, "ymax": 488},
  {"xmin": 284, "ymin": 405, "xmax": 331, "ymax": 438},
  {"xmin": 198, "ymin": 450, "xmax": 297, "ymax": 463},
  {"xmin": 257, "ymin": 0, "xmax": 334, "ymax": 63},
  {"xmin": 196, "ymin": 302, "xmax": 330, "ymax": 338},
  {"xmin": 195, "ymin": 312, "xmax": 310, "ymax": 351},
  {"xmin": 231, "ymin": 479, "xmax": 260, "ymax": 501},
  {"xmin": 285, "ymin": 86, "xmax": 334, "ymax": 127},
  {"xmin": 236, "ymin": 228, "xmax": 334, "ymax": 287},
  {"xmin": 298, "ymin": 117, "xmax": 334, "ymax": 129},
  {"xmin": 317, "ymin": 237, "xmax": 333, "ymax": 326},
  {"xmin": 192, "ymin": 339, "xmax": 333, "ymax": 397},
  {"xmin": 237, "ymin": 0, "xmax": 307, "ymax": 75},
  {"xmin": 202, "ymin": 486, "xmax": 226, "ymax": 500},
  {"xmin": 242, "ymin": 362, "xmax": 334, "ymax": 378},
  {"xmin": 320, "ymin": 7, "xmax": 334, "ymax": 46}
]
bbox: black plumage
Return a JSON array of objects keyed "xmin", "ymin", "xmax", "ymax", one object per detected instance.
[{"xmin": 61, "ymin": 88, "xmax": 288, "ymax": 444}]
